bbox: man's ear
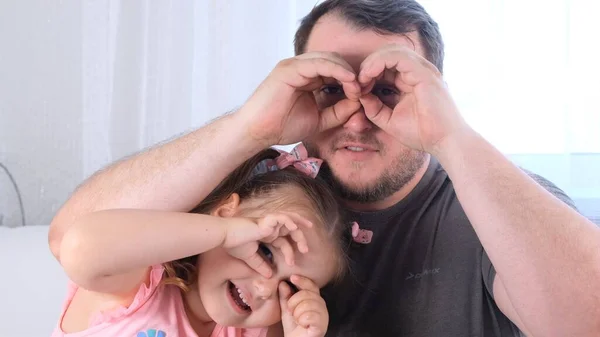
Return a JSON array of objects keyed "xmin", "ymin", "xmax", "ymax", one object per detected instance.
[{"xmin": 211, "ymin": 193, "xmax": 241, "ymax": 218}]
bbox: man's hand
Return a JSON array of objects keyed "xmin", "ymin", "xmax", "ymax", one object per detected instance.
[
  {"xmin": 279, "ymin": 275, "xmax": 329, "ymax": 337},
  {"xmin": 238, "ymin": 52, "xmax": 363, "ymax": 147},
  {"xmin": 357, "ymin": 44, "xmax": 470, "ymax": 156},
  {"xmin": 224, "ymin": 212, "xmax": 313, "ymax": 278}
]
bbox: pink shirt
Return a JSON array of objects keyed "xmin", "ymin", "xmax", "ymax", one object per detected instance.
[{"xmin": 51, "ymin": 265, "xmax": 268, "ymax": 337}]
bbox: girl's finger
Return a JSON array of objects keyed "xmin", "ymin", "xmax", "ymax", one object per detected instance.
[
  {"xmin": 290, "ymin": 274, "xmax": 320, "ymax": 293},
  {"xmin": 287, "ymin": 289, "xmax": 324, "ymax": 311},
  {"xmin": 284, "ymin": 211, "xmax": 314, "ymax": 229},
  {"xmin": 271, "ymin": 237, "xmax": 296, "ymax": 266},
  {"xmin": 296, "ymin": 311, "xmax": 326, "ymax": 335},
  {"xmin": 242, "ymin": 251, "xmax": 273, "ymax": 278}
]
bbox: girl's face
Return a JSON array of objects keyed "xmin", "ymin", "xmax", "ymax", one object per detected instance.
[{"xmin": 190, "ymin": 187, "xmax": 340, "ymax": 328}]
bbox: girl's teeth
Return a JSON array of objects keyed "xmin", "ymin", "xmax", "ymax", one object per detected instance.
[
  {"xmin": 347, "ymin": 146, "xmax": 365, "ymax": 152},
  {"xmin": 237, "ymin": 287, "xmax": 250, "ymax": 307}
]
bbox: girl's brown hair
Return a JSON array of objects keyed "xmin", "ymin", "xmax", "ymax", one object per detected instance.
[{"xmin": 161, "ymin": 148, "xmax": 350, "ymax": 291}]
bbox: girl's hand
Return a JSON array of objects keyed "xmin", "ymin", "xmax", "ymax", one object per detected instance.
[
  {"xmin": 280, "ymin": 275, "xmax": 329, "ymax": 337},
  {"xmin": 224, "ymin": 212, "xmax": 313, "ymax": 278}
]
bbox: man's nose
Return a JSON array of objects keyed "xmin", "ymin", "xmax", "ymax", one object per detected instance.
[
  {"xmin": 252, "ymin": 277, "xmax": 280, "ymax": 299},
  {"xmin": 343, "ymin": 108, "xmax": 373, "ymax": 133}
]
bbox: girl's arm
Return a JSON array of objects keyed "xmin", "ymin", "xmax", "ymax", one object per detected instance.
[
  {"xmin": 49, "ymin": 114, "xmax": 264, "ymax": 263},
  {"xmin": 59, "ymin": 209, "xmax": 231, "ymax": 295}
]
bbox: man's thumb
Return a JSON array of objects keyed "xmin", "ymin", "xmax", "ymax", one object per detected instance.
[
  {"xmin": 359, "ymin": 94, "xmax": 391, "ymax": 127},
  {"xmin": 318, "ymin": 99, "xmax": 361, "ymax": 132}
]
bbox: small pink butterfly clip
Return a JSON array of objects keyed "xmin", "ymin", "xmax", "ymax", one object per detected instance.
[{"xmin": 351, "ymin": 222, "xmax": 373, "ymax": 244}]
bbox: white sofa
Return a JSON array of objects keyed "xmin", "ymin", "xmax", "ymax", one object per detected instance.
[{"xmin": 0, "ymin": 226, "xmax": 67, "ymax": 337}]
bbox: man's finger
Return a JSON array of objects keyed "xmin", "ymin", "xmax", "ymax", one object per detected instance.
[
  {"xmin": 318, "ymin": 99, "xmax": 362, "ymax": 133},
  {"xmin": 295, "ymin": 58, "xmax": 356, "ymax": 86},
  {"xmin": 297, "ymin": 51, "xmax": 357, "ymax": 78},
  {"xmin": 359, "ymin": 94, "xmax": 393, "ymax": 127},
  {"xmin": 360, "ymin": 69, "xmax": 384, "ymax": 95},
  {"xmin": 309, "ymin": 53, "xmax": 363, "ymax": 100},
  {"xmin": 359, "ymin": 48, "xmax": 433, "ymax": 87}
]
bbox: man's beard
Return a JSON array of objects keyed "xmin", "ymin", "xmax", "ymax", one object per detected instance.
[{"xmin": 304, "ymin": 138, "xmax": 427, "ymax": 204}]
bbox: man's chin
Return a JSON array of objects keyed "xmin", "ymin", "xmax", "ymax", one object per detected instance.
[
  {"xmin": 318, "ymin": 154, "xmax": 427, "ymax": 204},
  {"xmin": 320, "ymin": 166, "xmax": 389, "ymax": 203},
  {"xmin": 331, "ymin": 179, "xmax": 391, "ymax": 204}
]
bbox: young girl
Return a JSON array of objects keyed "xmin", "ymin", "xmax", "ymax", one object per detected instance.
[{"xmin": 52, "ymin": 145, "xmax": 350, "ymax": 337}]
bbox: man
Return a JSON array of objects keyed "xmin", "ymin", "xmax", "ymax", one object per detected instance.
[{"xmin": 49, "ymin": 1, "xmax": 600, "ymax": 336}]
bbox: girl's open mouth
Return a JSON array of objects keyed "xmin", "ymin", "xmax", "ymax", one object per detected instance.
[{"xmin": 228, "ymin": 281, "xmax": 251, "ymax": 313}]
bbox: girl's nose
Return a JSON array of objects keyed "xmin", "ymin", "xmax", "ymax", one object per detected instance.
[{"xmin": 252, "ymin": 278, "xmax": 279, "ymax": 300}]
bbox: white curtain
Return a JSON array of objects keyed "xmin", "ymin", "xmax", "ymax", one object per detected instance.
[
  {"xmin": 80, "ymin": 0, "xmax": 320, "ymax": 178},
  {"xmin": 0, "ymin": 0, "xmax": 597, "ymax": 228}
]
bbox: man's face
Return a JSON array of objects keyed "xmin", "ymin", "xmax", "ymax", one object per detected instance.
[{"xmin": 303, "ymin": 14, "xmax": 427, "ymax": 206}]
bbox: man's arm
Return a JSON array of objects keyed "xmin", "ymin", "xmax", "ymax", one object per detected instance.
[
  {"xmin": 482, "ymin": 170, "xmax": 579, "ymax": 336},
  {"xmin": 48, "ymin": 113, "xmax": 263, "ymax": 261},
  {"xmin": 437, "ymin": 129, "xmax": 600, "ymax": 337},
  {"xmin": 355, "ymin": 43, "xmax": 598, "ymax": 336},
  {"xmin": 49, "ymin": 52, "xmax": 362, "ymax": 263}
]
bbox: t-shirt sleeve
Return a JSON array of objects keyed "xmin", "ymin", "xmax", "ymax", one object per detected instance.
[
  {"xmin": 481, "ymin": 169, "xmax": 578, "ymax": 298},
  {"xmin": 89, "ymin": 265, "xmax": 165, "ymax": 325}
]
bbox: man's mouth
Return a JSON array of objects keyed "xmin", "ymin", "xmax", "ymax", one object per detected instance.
[
  {"xmin": 339, "ymin": 143, "xmax": 378, "ymax": 153},
  {"xmin": 345, "ymin": 146, "xmax": 368, "ymax": 152},
  {"xmin": 228, "ymin": 281, "xmax": 251, "ymax": 312}
]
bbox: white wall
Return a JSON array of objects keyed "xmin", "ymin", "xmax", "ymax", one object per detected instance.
[
  {"xmin": 0, "ymin": 227, "xmax": 67, "ymax": 336},
  {"xmin": 0, "ymin": 1, "xmax": 83, "ymax": 227}
]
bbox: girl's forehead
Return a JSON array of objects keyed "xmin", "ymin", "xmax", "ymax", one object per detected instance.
[
  {"xmin": 247, "ymin": 193, "xmax": 325, "ymax": 223},
  {"xmin": 291, "ymin": 235, "xmax": 339, "ymax": 287},
  {"xmin": 288, "ymin": 219, "xmax": 340, "ymax": 287}
]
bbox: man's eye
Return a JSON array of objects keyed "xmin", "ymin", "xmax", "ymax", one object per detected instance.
[
  {"xmin": 258, "ymin": 244, "xmax": 274, "ymax": 263},
  {"xmin": 321, "ymin": 85, "xmax": 343, "ymax": 95},
  {"xmin": 373, "ymin": 86, "xmax": 398, "ymax": 96}
]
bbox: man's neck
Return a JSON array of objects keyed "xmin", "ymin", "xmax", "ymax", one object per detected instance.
[{"xmin": 345, "ymin": 154, "xmax": 431, "ymax": 212}]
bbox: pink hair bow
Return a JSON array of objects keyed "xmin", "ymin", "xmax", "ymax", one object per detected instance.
[
  {"xmin": 273, "ymin": 143, "xmax": 322, "ymax": 178},
  {"xmin": 252, "ymin": 143, "xmax": 323, "ymax": 178}
]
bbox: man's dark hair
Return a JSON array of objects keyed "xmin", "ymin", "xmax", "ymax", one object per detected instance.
[{"xmin": 294, "ymin": 0, "xmax": 445, "ymax": 73}]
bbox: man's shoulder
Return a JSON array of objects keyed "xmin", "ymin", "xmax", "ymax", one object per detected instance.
[
  {"xmin": 426, "ymin": 163, "xmax": 577, "ymax": 213},
  {"xmin": 520, "ymin": 168, "xmax": 578, "ymax": 210}
]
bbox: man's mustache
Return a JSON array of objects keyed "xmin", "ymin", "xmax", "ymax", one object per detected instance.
[{"xmin": 331, "ymin": 132, "xmax": 382, "ymax": 151}]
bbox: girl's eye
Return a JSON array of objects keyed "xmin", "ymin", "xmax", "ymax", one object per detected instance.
[
  {"xmin": 258, "ymin": 243, "xmax": 274, "ymax": 263},
  {"xmin": 286, "ymin": 280, "xmax": 299, "ymax": 294},
  {"xmin": 321, "ymin": 85, "xmax": 343, "ymax": 95}
]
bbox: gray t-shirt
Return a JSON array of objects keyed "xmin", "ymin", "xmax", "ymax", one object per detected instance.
[{"xmin": 323, "ymin": 156, "xmax": 576, "ymax": 337}]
